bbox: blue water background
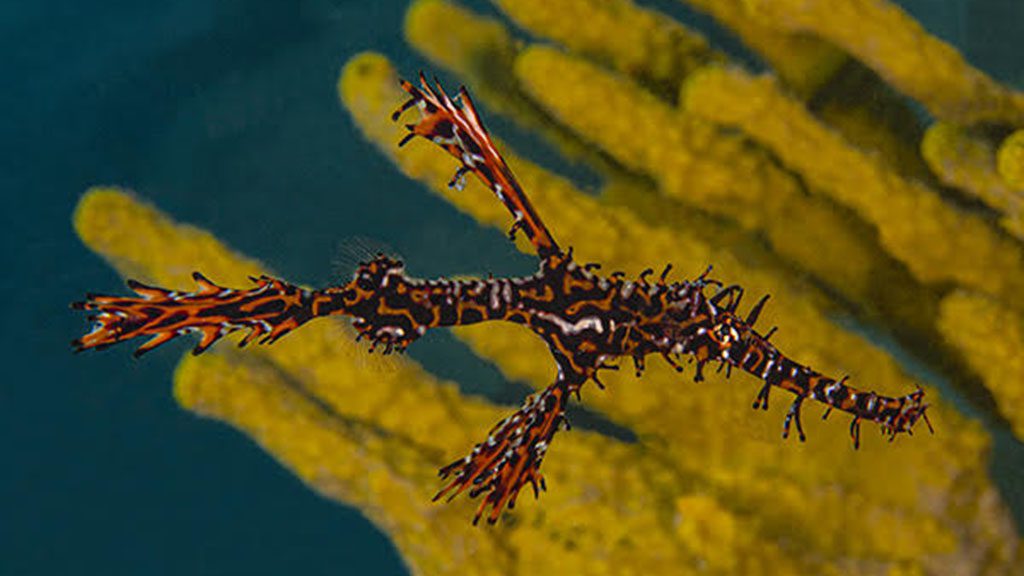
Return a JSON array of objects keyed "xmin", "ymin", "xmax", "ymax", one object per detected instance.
[{"xmin": 1, "ymin": 1, "xmax": 1021, "ymax": 574}]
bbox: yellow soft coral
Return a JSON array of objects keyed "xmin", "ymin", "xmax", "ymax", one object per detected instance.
[
  {"xmin": 493, "ymin": 0, "xmax": 724, "ymax": 97},
  {"xmin": 340, "ymin": 51, "xmax": 1019, "ymax": 572},
  {"xmin": 403, "ymin": 0, "xmax": 516, "ymax": 89},
  {"xmin": 681, "ymin": 65, "xmax": 1024, "ymax": 306},
  {"xmin": 680, "ymin": 0, "xmax": 848, "ymax": 98},
  {"xmin": 998, "ymin": 130, "xmax": 1024, "ymax": 190},
  {"xmin": 922, "ymin": 123, "xmax": 1024, "ymax": 241},
  {"xmin": 740, "ymin": 0, "xmax": 1024, "ymax": 125},
  {"xmin": 939, "ymin": 291, "xmax": 1024, "ymax": 442}
]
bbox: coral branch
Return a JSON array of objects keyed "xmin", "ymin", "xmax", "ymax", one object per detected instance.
[
  {"xmin": 494, "ymin": 0, "xmax": 724, "ymax": 96},
  {"xmin": 998, "ymin": 130, "xmax": 1024, "ymax": 190},
  {"xmin": 939, "ymin": 291, "xmax": 1024, "ymax": 442},
  {"xmin": 922, "ymin": 123, "xmax": 1024, "ymax": 241},
  {"xmin": 681, "ymin": 65, "xmax": 1024, "ymax": 303},
  {"xmin": 682, "ymin": 0, "xmax": 847, "ymax": 97},
  {"xmin": 742, "ymin": 0, "xmax": 1024, "ymax": 125}
]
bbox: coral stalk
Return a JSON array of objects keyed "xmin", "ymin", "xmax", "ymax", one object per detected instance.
[
  {"xmin": 741, "ymin": 0, "xmax": 1024, "ymax": 125},
  {"xmin": 681, "ymin": 65, "xmax": 1024, "ymax": 305}
]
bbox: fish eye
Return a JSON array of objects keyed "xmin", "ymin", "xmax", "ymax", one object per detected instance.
[{"xmin": 357, "ymin": 272, "xmax": 375, "ymax": 291}]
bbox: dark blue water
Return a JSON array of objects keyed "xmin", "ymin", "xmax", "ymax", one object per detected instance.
[
  {"xmin": 2, "ymin": 1, "xmax": 1020, "ymax": 575},
  {"xmin": 1, "ymin": 1, "xmax": 495, "ymax": 574}
]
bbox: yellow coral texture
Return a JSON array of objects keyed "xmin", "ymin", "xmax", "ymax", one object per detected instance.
[{"xmin": 75, "ymin": 1, "xmax": 1024, "ymax": 574}]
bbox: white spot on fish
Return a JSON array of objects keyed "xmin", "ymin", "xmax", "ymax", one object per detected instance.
[{"xmin": 537, "ymin": 312, "xmax": 604, "ymax": 335}]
